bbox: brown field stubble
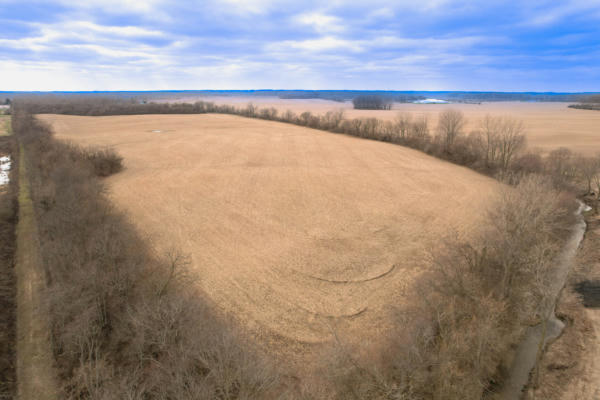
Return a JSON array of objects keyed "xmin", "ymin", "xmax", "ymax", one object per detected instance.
[{"xmin": 40, "ymin": 113, "xmax": 502, "ymax": 370}]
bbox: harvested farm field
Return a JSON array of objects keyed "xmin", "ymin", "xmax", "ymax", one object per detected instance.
[{"xmin": 39, "ymin": 113, "xmax": 502, "ymax": 362}]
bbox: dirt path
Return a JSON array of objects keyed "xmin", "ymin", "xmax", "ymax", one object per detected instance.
[{"xmin": 15, "ymin": 145, "xmax": 58, "ymax": 400}]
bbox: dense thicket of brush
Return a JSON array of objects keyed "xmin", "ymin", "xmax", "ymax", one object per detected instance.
[
  {"xmin": 0, "ymin": 136, "xmax": 17, "ymax": 399},
  {"xmin": 61, "ymin": 143, "xmax": 124, "ymax": 177},
  {"xmin": 328, "ymin": 175, "xmax": 575, "ymax": 399},
  {"xmin": 13, "ymin": 111, "xmax": 281, "ymax": 399}
]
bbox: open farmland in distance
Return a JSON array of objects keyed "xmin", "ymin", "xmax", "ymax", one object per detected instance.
[
  {"xmin": 0, "ymin": 115, "xmax": 10, "ymax": 136},
  {"xmin": 40, "ymin": 113, "xmax": 501, "ymax": 366},
  {"xmin": 169, "ymin": 97, "xmax": 600, "ymax": 155}
]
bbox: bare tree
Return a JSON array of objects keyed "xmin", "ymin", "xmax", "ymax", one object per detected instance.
[
  {"xmin": 575, "ymin": 154, "xmax": 600, "ymax": 194},
  {"xmin": 437, "ymin": 109, "xmax": 466, "ymax": 153},
  {"xmin": 394, "ymin": 112, "xmax": 413, "ymax": 140},
  {"xmin": 475, "ymin": 115, "xmax": 500, "ymax": 167},
  {"xmin": 472, "ymin": 115, "xmax": 526, "ymax": 173},
  {"xmin": 513, "ymin": 152, "xmax": 544, "ymax": 175},
  {"xmin": 546, "ymin": 147, "xmax": 575, "ymax": 187},
  {"xmin": 242, "ymin": 102, "xmax": 257, "ymax": 117},
  {"xmin": 409, "ymin": 115, "xmax": 430, "ymax": 149},
  {"xmin": 281, "ymin": 109, "xmax": 296, "ymax": 123},
  {"xmin": 323, "ymin": 109, "xmax": 345, "ymax": 131},
  {"xmin": 496, "ymin": 117, "xmax": 527, "ymax": 173}
]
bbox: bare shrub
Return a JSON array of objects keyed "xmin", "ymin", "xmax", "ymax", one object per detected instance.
[
  {"xmin": 82, "ymin": 147, "xmax": 124, "ymax": 177},
  {"xmin": 545, "ymin": 147, "xmax": 577, "ymax": 189},
  {"xmin": 322, "ymin": 109, "xmax": 345, "ymax": 131},
  {"xmin": 393, "ymin": 112, "xmax": 412, "ymax": 142},
  {"xmin": 574, "ymin": 154, "xmax": 599, "ymax": 194},
  {"xmin": 513, "ymin": 152, "xmax": 544, "ymax": 175},
  {"xmin": 407, "ymin": 115, "xmax": 431, "ymax": 150},
  {"xmin": 259, "ymin": 107, "xmax": 278, "ymax": 120},
  {"xmin": 241, "ymin": 103, "xmax": 257, "ymax": 118}
]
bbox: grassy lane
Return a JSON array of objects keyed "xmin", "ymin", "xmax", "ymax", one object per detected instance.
[
  {"xmin": 0, "ymin": 135, "xmax": 17, "ymax": 399},
  {"xmin": 15, "ymin": 144, "xmax": 57, "ymax": 400}
]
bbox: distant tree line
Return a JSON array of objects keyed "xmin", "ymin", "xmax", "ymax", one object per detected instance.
[
  {"xmin": 569, "ymin": 94, "xmax": 600, "ymax": 111},
  {"xmin": 16, "ymin": 96, "xmax": 596, "ymax": 185},
  {"xmin": 352, "ymin": 95, "xmax": 393, "ymax": 110}
]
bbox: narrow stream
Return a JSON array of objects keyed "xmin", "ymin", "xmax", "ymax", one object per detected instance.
[{"xmin": 499, "ymin": 200, "xmax": 589, "ymax": 399}]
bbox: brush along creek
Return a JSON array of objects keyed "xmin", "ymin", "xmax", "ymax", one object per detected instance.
[{"xmin": 499, "ymin": 201, "xmax": 589, "ymax": 399}]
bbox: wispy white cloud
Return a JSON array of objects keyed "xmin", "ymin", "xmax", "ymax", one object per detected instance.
[
  {"xmin": 0, "ymin": 0, "xmax": 599, "ymax": 91},
  {"xmin": 54, "ymin": 0, "xmax": 168, "ymax": 17},
  {"xmin": 266, "ymin": 36, "xmax": 363, "ymax": 53},
  {"xmin": 65, "ymin": 21, "xmax": 165, "ymax": 38},
  {"xmin": 520, "ymin": 0, "xmax": 600, "ymax": 26},
  {"xmin": 293, "ymin": 12, "xmax": 346, "ymax": 33}
]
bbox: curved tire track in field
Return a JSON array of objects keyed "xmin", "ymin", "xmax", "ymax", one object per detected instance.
[{"xmin": 292, "ymin": 263, "xmax": 397, "ymax": 284}]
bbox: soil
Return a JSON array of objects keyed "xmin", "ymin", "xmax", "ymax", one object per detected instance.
[{"xmin": 40, "ymin": 112, "xmax": 502, "ymax": 369}]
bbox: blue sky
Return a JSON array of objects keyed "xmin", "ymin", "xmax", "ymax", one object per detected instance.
[{"xmin": 0, "ymin": 0, "xmax": 599, "ymax": 91}]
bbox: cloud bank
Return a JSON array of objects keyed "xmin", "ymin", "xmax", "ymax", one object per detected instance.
[{"xmin": 0, "ymin": 0, "xmax": 598, "ymax": 90}]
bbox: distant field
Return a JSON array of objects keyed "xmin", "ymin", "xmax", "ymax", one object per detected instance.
[
  {"xmin": 40, "ymin": 113, "xmax": 501, "ymax": 362},
  {"xmin": 0, "ymin": 116, "xmax": 10, "ymax": 136},
  {"xmin": 171, "ymin": 97, "xmax": 600, "ymax": 155}
]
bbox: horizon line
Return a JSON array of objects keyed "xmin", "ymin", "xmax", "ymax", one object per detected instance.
[{"xmin": 2, "ymin": 89, "xmax": 599, "ymax": 95}]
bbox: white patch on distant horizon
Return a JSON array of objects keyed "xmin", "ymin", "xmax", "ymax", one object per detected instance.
[
  {"xmin": 414, "ymin": 98, "xmax": 449, "ymax": 104},
  {"xmin": 0, "ymin": 156, "xmax": 11, "ymax": 186}
]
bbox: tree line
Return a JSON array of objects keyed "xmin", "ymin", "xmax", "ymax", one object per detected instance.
[
  {"xmin": 20, "ymin": 95, "xmax": 600, "ymax": 190},
  {"xmin": 352, "ymin": 95, "xmax": 393, "ymax": 110},
  {"xmin": 0, "ymin": 134, "xmax": 17, "ymax": 399}
]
